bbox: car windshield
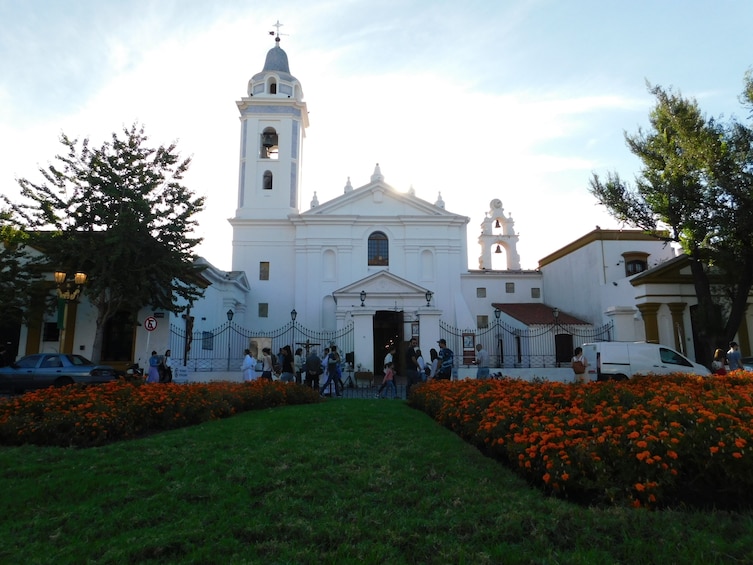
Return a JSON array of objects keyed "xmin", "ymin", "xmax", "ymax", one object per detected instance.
[{"xmin": 66, "ymin": 355, "xmax": 94, "ymax": 366}]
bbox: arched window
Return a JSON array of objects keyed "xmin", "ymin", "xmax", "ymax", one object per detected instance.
[
  {"xmin": 623, "ymin": 252, "xmax": 649, "ymax": 276},
  {"xmin": 260, "ymin": 127, "xmax": 278, "ymax": 159},
  {"xmin": 263, "ymin": 170, "xmax": 273, "ymax": 190},
  {"xmin": 368, "ymin": 231, "xmax": 389, "ymax": 266}
]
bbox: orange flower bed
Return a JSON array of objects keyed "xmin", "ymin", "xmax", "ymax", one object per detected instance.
[
  {"xmin": 0, "ymin": 379, "xmax": 321, "ymax": 448},
  {"xmin": 409, "ymin": 373, "xmax": 753, "ymax": 509}
]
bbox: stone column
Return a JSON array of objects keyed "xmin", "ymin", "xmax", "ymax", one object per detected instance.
[
  {"xmin": 636, "ymin": 303, "xmax": 662, "ymax": 344},
  {"xmin": 667, "ymin": 302, "xmax": 687, "ymax": 353}
]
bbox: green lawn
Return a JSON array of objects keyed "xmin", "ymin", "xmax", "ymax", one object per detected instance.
[{"xmin": 0, "ymin": 399, "xmax": 751, "ymax": 564}]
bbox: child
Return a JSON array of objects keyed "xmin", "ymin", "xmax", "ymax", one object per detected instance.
[{"xmin": 377, "ymin": 361, "xmax": 397, "ymax": 399}]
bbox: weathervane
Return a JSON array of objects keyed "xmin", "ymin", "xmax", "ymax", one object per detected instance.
[{"xmin": 269, "ymin": 20, "xmax": 287, "ymax": 43}]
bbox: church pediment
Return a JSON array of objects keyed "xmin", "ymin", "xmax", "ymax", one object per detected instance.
[
  {"xmin": 333, "ymin": 270, "xmax": 429, "ymax": 302},
  {"xmin": 301, "ymin": 179, "xmax": 464, "ymax": 220}
]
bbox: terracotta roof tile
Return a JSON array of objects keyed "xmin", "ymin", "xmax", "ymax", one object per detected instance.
[{"xmin": 492, "ymin": 303, "xmax": 590, "ymax": 326}]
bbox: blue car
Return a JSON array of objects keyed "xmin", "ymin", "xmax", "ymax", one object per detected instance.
[{"xmin": 0, "ymin": 353, "xmax": 117, "ymax": 394}]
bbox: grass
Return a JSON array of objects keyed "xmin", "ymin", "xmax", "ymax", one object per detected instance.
[{"xmin": 0, "ymin": 399, "xmax": 752, "ymax": 564}]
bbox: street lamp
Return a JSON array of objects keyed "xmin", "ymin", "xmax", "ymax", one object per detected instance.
[
  {"xmin": 494, "ymin": 308, "xmax": 501, "ymax": 367},
  {"xmin": 360, "ymin": 290, "xmax": 366, "ymax": 307},
  {"xmin": 425, "ymin": 290, "xmax": 433, "ymax": 307},
  {"xmin": 552, "ymin": 307, "xmax": 559, "ymax": 324},
  {"xmin": 290, "ymin": 309, "xmax": 297, "ymax": 321},
  {"xmin": 226, "ymin": 309, "xmax": 234, "ymax": 370},
  {"xmin": 54, "ymin": 271, "xmax": 88, "ymax": 301},
  {"xmin": 54, "ymin": 271, "xmax": 87, "ymax": 354}
]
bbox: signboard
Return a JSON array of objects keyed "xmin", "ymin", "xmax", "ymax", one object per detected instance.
[{"xmin": 144, "ymin": 316, "xmax": 158, "ymax": 332}]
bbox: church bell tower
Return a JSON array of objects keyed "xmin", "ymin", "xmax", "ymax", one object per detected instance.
[{"xmin": 234, "ymin": 29, "xmax": 308, "ymax": 219}]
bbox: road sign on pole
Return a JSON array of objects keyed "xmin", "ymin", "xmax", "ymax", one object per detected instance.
[{"xmin": 144, "ymin": 316, "xmax": 158, "ymax": 332}]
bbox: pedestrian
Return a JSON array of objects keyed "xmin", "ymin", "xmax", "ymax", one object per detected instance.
[
  {"xmin": 319, "ymin": 344, "xmax": 343, "ymax": 397},
  {"xmin": 727, "ymin": 342, "xmax": 744, "ymax": 371},
  {"xmin": 383, "ymin": 345, "xmax": 395, "ymax": 374},
  {"xmin": 279, "ymin": 345, "xmax": 296, "ymax": 383},
  {"xmin": 474, "ymin": 343, "xmax": 490, "ymax": 379},
  {"xmin": 377, "ymin": 361, "xmax": 397, "ymax": 398},
  {"xmin": 428, "ymin": 348, "xmax": 439, "ymax": 379},
  {"xmin": 159, "ymin": 349, "xmax": 173, "ymax": 383},
  {"xmin": 260, "ymin": 347, "xmax": 274, "ymax": 381},
  {"xmin": 405, "ymin": 337, "xmax": 421, "ymax": 396},
  {"xmin": 305, "ymin": 349, "xmax": 322, "ymax": 389},
  {"xmin": 294, "ymin": 347, "xmax": 305, "ymax": 384},
  {"xmin": 241, "ymin": 348, "xmax": 258, "ymax": 382},
  {"xmin": 712, "ymin": 348, "xmax": 727, "ymax": 375},
  {"xmin": 146, "ymin": 350, "xmax": 161, "ymax": 383},
  {"xmin": 436, "ymin": 339, "xmax": 454, "ymax": 380},
  {"xmin": 416, "ymin": 349, "xmax": 427, "ymax": 382},
  {"xmin": 571, "ymin": 346, "xmax": 588, "ymax": 383}
]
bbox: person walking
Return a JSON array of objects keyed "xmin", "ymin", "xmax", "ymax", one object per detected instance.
[
  {"xmin": 159, "ymin": 349, "xmax": 173, "ymax": 383},
  {"xmin": 146, "ymin": 351, "xmax": 161, "ymax": 383},
  {"xmin": 319, "ymin": 345, "xmax": 343, "ymax": 397},
  {"xmin": 416, "ymin": 349, "xmax": 427, "ymax": 382},
  {"xmin": 279, "ymin": 345, "xmax": 296, "ymax": 383},
  {"xmin": 727, "ymin": 342, "xmax": 744, "ymax": 371},
  {"xmin": 260, "ymin": 347, "xmax": 274, "ymax": 381},
  {"xmin": 571, "ymin": 347, "xmax": 588, "ymax": 383},
  {"xmin": 241, "ymin": 348, "xmax": 258, "ymax": 382},
  {"xmin": 405, "ymin": 337, "xmax": 421, "ymax": 397},
  {"xmin": 436, "ymin": 339, "xmax": 454, "ymax": 380},
  {"xmin": 377, "ymin": 361, "xmax": 397, "ymax": 398},
  {"xmin": 474, "ymin": 343, "xmax": 490, "ymax": 379},
  {"xmin": 712, "ymin": 348, "xmax": 727, "ymax": 375}
]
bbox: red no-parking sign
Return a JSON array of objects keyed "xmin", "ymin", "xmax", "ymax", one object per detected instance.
[{"xmin": 144, "ymin": 316, "xmax": 158, "ymax": 332}]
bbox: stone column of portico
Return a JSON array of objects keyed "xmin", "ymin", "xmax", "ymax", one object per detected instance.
[
  {"xmin": 351, "ymin": 308, "xmax": 376, "ymax": 374},
  {"xmin": 417, "ymin": 307, "xmax": 442, "ymax": 357},
  {"xmin": 667, "ymin": 302, "xmax": 688, "ymax": 353},
  {"xmin": 604, "ymin": 306, "xmax": 638, "ymax": 341},
  {"xmin": 737, "ymin": 303, "xmax": 751, "ymax": 356},
  {"xmin": 636, "ymin": 303, "xmax": 662, "ymax": 344}
]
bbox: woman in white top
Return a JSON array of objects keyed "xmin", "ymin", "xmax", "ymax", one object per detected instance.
[
  {"xmin": 416, "ymin": 349, "xmax": 427, "ymax": 382},
  {"xmin": 428, "ymin": 348, "xmax": 439, "ymax": 379},
  {"xmin": 571, "ymin": 347, "xmax": 588, "ymax": 384},
  {"xmin": 241, "ymin": 349, "xmax": 258, "ymax": 382}
]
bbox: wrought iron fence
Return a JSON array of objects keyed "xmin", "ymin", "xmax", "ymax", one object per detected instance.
[
  {"xmin": 169, "ymin": 321, "xmax": 354, "ymax": 373},
  {"xmin": 439, "ymin": 319, "xmax": 613, "ymax": 369}
]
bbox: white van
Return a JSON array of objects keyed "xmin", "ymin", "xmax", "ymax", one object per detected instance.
[{"xmin": 581, "ymin": 342, "xmax": 710, "ymax": 381}]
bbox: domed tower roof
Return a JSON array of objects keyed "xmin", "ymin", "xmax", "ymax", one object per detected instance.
[
  {"xmin": 262, "ymin": 39, "xmax": 290, "ymax": 74},
  {"xmin": 248, "ymin": 34, "xmax": 301, "ymax": 97}
]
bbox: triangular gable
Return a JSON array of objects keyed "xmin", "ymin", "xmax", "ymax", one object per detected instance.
[
  {"xmin": 333, "ymin": 270, "xmax": 429, "ymax": 301},
  {"xmin": 301, "ymin": 180, "xmax": 464, "ymax": 220},
  {"xmin": 630, "ymin": 254, "xmax": 693, "ymax": 286}
]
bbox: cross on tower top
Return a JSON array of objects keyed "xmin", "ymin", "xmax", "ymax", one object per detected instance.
[{"xmin": 269, "ymin": 20, "xmax": 285, "ymax": 43}]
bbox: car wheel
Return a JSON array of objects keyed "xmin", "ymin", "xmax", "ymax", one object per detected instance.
[
  {"xmin": 53, "ymin": 376, "xmax": 75, "ymax": 388},
  {"xmin": 614, "ymin": 373, "xmax": 629, "ymax": 381}
]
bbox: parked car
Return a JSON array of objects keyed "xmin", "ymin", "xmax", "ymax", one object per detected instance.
[
  {"xmin": 0, "ymin": 353, "xmax": 117, "ymax": 394},
  {"xmin": 581, "ymin": 342, "xmax": 711, "ymax": 381}
]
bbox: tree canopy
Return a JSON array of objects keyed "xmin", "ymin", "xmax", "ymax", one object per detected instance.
[
  {"xmin": 1, "ymin": 124, "xmax": 206, "ymax": 362},
  {"xmin": 589, "ymin": 73, "xmax": 753, "ymax": 362}
]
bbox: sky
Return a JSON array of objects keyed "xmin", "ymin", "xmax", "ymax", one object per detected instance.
[{"xmin": 1, "ymin": 0, "xmax": 752, "ymax": 271}]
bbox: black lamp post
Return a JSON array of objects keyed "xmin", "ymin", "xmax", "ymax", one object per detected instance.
[
  {"xmin": 552, "ymin": 307, "xmax": 559, "ymax": 325},
  {"xmin": 226, "ymin": 309, "xmax": 234, "ymax": 371},
  {"xmin": 494, "ymin": 308, "xmax": 501, "ymax": 367},
  {"xmin": 360, "ymin": 290, "xmax": 366, "ymax": 307},
  {"xmin": 290, "ymin": 309, "xmax": 297, "ymax": 321},
  {"xmin": 54, "ymin": 271, "xmax": 87, "ymax": 353},
  {"xmin": 425, "ymin": 290, "xmax": 433, "ymax": 307}
]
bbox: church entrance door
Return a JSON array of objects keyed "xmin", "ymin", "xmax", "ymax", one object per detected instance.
[{"xmin": 373, "ymin": 310, "xmax": 404, "ymax": 384}]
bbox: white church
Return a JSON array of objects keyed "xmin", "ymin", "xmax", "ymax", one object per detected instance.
[{"xmin": 11, "ymin": 34, "xmax": 752, "ymax": 380}]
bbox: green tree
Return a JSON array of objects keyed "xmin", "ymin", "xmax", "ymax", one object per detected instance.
[
  {"xmin": 589, "ymin": 74, "xmax": 753, "ymax": 364},
  {"xmin": 2, "ymin": 124, "xmax": 206, "ymax": 363},
  {"xmin": 0, "ymin": 217, "xmax": 45, "ymax": 330}
]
